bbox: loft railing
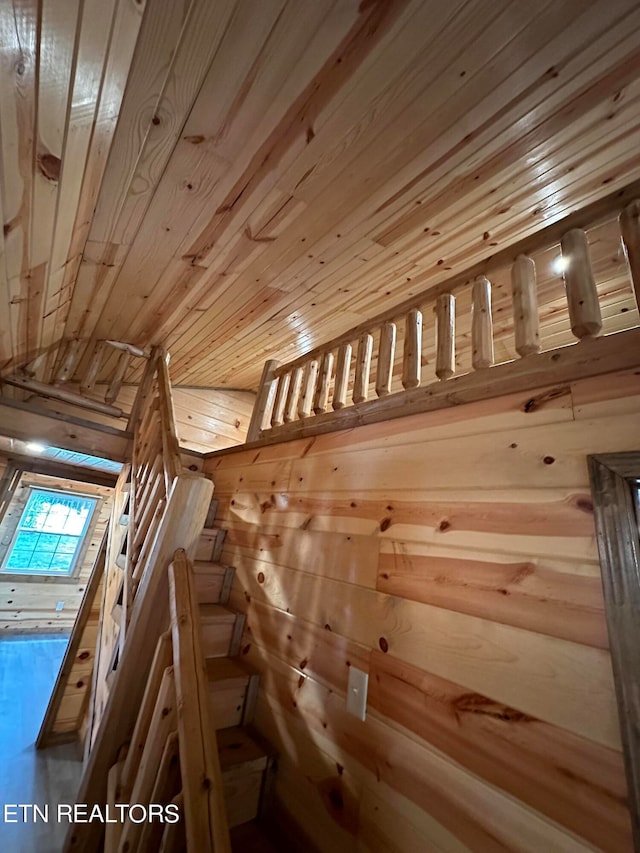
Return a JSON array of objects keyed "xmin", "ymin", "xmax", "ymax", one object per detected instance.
[{"xmin": 247, "ymin": 195, "xmax": 640, "ymax": 444}]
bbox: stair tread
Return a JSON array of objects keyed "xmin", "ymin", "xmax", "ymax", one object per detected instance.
[
  {"xmin": 193, "ymin": 560, "xmax": 231, "ymax": 572},
  {"xmin": 199, "ymin": 604, "xmax": 236, "ymax": 623},
  {"xmin": 217, "ymin": 726, "xmax": 276, "ymax": 772},
  {"xmin": 206, "ymin": 656, "xmax": 257, "ymax": 684}
]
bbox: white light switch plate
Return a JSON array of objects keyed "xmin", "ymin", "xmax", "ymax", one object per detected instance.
[{"xmin": 346, "ymin": 666, "xmax": 368, "ymax": 721}]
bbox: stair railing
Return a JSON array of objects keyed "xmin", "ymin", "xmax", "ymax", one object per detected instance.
[
  {"xmin": 105, "ymin": 550, "xmax": 230, "ymax": 853},
  {"xmin": 65, "ymin": 350, "xmax": 216, "ymax": 853},
  {"xmin": 246, "ymin": 193, "xmax": 640, "ymax": 444}
]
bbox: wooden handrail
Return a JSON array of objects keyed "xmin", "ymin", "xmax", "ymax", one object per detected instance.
[
  {"xmin": 109, "ymin": 551, "xmax": 230, "ymax": 852},
  {"xmin": 249, "ymin": 189, "xmax": 640, "ymax": 444},
  {"xmin": 169, "ymin": 550, "xmax": 230, "ymax": 852}
]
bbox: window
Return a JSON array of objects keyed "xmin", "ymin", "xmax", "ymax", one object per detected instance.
[{"xmin": 1, "ymin": 488, "xmax": 97, "ymax": 577}]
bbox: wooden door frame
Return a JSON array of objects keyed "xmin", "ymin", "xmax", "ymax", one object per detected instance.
[{"xmin": 589, "ymin": 452, "xmax": 640, "ymax": 851}]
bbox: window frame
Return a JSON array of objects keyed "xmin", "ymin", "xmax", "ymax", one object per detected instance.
[{"xmin": 0, "ymin": 485, "xmax": 99, "ymax": 580}]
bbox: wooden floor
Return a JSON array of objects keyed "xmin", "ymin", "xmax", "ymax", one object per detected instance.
[{"xmin": 0, "ymin": 635, "xmax": 82, "ymax": 853}]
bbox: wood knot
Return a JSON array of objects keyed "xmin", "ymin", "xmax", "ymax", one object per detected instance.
[
  {"xmin": 379, "ymin": 637, "xmax": 389, "ymax": 653},
  {"xmin": 257, "ymin": 572, "xmax": 265, "ymax": 584},
  {"xmin": 379, "ymin": 517, "xmax": 392, "ymax": 532},
  {"xmin": 543, "ymin": 456, "xmax": 555, "ymax": 465},
  {"xmin": 38, "ymin": 152, "xmax": 61, "ymax": 182},
  {"xmin": 438, "ymin": 519, "xmax": 451, "ymax": 531},
  {"xmin": 575, "ymin": 497, "xmax": 594, "ymax": 513}
]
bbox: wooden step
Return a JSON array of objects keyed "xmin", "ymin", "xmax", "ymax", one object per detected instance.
[
  {"xmin": 218, "ymin": 727, "xmax": 277, "ymax": 829},
  {"xmin": 196, "ymin": 527, "xmax": 226, "ymax": 562},
  {"xmin": 199, "ymin": 605, "xmax": 244, "ymax": 658},
  {"xmin": 193, "ymin": 561, "xmax": 234, "ymax": 605},
  {"xmin": 206, "ymin": 657, "xmax": 259, "ymax": 729}
]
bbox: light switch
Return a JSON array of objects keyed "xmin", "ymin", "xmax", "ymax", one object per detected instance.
[{"xmin": 346, "ymin": 666, "xmax": 368, "ymax": 721}]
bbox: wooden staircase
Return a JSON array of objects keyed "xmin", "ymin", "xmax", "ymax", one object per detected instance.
[
  {"xmin": 59, "ymin": 349, "xmax": 280, "ymax": 852},
  {"xmin": 193, "ymin": 521, "xmax": 278, "ymax": 842}
]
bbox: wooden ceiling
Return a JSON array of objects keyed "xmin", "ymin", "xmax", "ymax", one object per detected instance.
[{"xmin": 1, "ymin": 0, "xmax": 640, "ymax": 392}]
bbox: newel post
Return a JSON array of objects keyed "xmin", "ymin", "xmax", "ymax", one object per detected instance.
[{"xmin": 246, "ymin": 358, "xmax": 280, "ymax": 441}]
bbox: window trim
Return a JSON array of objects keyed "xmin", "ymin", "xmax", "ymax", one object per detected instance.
[
  {"xmin": 0, "ymin": 485, "xmax": 99, "ymax": 580},
  {"xmin": 588, "ymin": 452, "xmax": 640, "ymax": 850}
]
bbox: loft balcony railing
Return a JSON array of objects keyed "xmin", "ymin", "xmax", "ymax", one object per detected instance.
[{"xmin": 246, "ymin": 190, "xmax": 640, "ymax": 446}]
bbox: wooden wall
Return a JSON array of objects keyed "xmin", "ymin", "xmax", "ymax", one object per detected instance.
[
  {"xmin": 0, "ymin": 468, "xmax": 112, "ymax": 633},
  {"xmin": 34, "ymin": 385, "xmax": 255, "ymax": 454},
  {"xmin": 118, "ymin": 386, "xmax": 255, "ymax": 453},
  {"xmin": 205, "ymin": 367, "xmax": 639, "ymax": 852}
]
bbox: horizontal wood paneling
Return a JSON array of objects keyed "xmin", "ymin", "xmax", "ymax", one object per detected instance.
[{"xmin": 207, "ymin": 368, "xmax": 638, "ymax": 851}]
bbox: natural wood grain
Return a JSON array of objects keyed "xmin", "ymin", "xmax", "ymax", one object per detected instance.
[
  {"xmin": 368, "ymin": 650, "xmax": 631, "ymax": 852},
  {"xmin": 402, "ymin": 308, "xmax": 422, "ymax": 389},
  {"xmin": 332, "ymin": 343, "xmax": 352, "ymax": 411},
  {"xmin": 619, "ymin": 198, "xmax": 640, "ymax": 307},
  {"xmin": 561, "ymin": 228, "xmax": 602, "ymax": 339},
  {"xmin": 511, "ymin": 255, "xmax": 540, "ymax": 356},
  {"xmin": 435, "ymin": 294, "xmax": 455, "ymax": 380},
  {"xmin": 208, "ymin": 366, "xmax": 638, "ymax": 850}
]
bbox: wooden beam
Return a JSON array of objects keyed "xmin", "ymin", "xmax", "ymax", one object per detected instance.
[
  {"xmin": 2, "ymin": 375, "xmax": 125, "ymax": 417},
  {"xmin": 0, "ymin": 396, "xmax": 131, "ymax": 461},
  {"xmin": 3, "ymin": 454, "xmax": 118, "ymax": 488},
  {"xmin": 205, "ymin": 328, "xmax": 640, "ymax": 457}
]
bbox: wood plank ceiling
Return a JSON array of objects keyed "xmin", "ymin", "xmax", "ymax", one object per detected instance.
[{"xmin": 1, "ymin": 0, "xmax": 640, "ymax": 391}]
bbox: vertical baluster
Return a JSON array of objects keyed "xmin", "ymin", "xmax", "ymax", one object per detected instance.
[
  {"xmin": 402, "ymin": 309, "xmax": 422, "ymax": 389},
  {"xmin": 353, "ymin": 333, "xmax": 373, "ymax": 404},
  {"xmin": 313, "ymin": 352, "xmax": 334, "ymax": 415},
  {"xmin": 55, "ymin": 339, "xmax": 83, "ymax": 384},
  {"xmin": 246, "ymin": 358, "xmax": 280, "ymax": 441},
  {"xmin": 332, "ymin": 343, "xmax": 352, "ymax": 410},
  {"xmin": 511, "ymin": 255, "xmax": 540, "ymax": 356},
  {"xmin": 436, "ymin": 294, "xmax": 455, "ymax": 380},
  {"xmin": 105, "ymin": 352, "xmax": 131, "ymax": 404},
  {"xmin": 80, "ymin": 341, "xmax": 106, "ymax": 394},
  {"xmin": 472, "ymin": 276, "xmax": 494, "ymax": 369},
  {"xmin": 271, "ymin": 372, "xmax": 290, "ymax": 428},
  {"xmin": 560, "ymin": 229, "xmax": 602, "ymax": 339},
  {"xmin": 284, "ymin": 366, "xmax": 303, "ymax": 423},
  {"xmin": 376, "ymin": 322, "xmax": 396, "ymax": 397},
  {"xmin": 298, "ymin": 359, "xmax": 319, "ymax": 418},
  {"xmin": 619, "ymin": 199, "xmax": 640, "ymax": 309}
]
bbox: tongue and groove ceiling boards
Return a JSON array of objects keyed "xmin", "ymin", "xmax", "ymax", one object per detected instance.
[{"xmin": 1, "ymin": 0, "xmax": 640, "ymax": 391}]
